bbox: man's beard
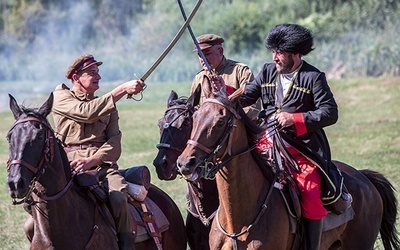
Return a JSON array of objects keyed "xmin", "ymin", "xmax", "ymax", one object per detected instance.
[{"xmin": 276, "ymin": 55, "xmax": 294, "ymax": 74}]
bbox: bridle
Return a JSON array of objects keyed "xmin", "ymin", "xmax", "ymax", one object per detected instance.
[
  {"xmin": 7, "ymin": 116, "xmax": 73, "ymax": 205},
  {"xmin": 184, "ymin": 98, "xmax": 280, "ymax": 249},
  {"xmin": 185, "ymin": 98, "xmax": 256, "ymax": 180},
  {"xmin": 156, "ymin": 103, "xmax": 195, "ymax": 153}
]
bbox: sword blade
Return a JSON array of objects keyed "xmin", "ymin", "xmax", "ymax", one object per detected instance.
[
  {"xmin": 177, "ymin": 0, "xmax": 212, "ymax": 73},
  {"xmin": 140, "ymin": 0, "xmax": 203, "ymax": 81}
]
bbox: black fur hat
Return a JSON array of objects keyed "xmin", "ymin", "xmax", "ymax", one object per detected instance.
[{"xmin": 265, "ymin": 24, "xmax": 314, "ymax": 56}]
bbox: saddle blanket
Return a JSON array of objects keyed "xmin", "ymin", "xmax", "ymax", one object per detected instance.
[{"xmin": 128, "ymin": 196, "xmax": 170, "ymax": 242}]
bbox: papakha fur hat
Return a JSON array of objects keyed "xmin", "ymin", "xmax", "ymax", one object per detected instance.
[{"xmin": 265, "ymin": 24, "xmax": 314, "ymax": 56}]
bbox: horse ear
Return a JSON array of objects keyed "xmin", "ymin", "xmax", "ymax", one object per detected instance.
[
  {"xmin": 228, "ymin": 83, "xmax": 246, "ymax": 104},
  {"xmin": 167, "ymin": 90, "xmax": 178, "ymax": 107},
  {"xmin": 38, "ymin": 92, "xmax": 54, "ymax": 117},
  {"xmin": 9, "ymin": 94, "xmax": 23, "ymax": 120},
  {"xmin": 188, "ymin": 84, "xmax": 201, "ymax": 108}
]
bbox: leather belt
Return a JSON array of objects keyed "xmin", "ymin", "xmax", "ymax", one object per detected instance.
[{"xmin": 64, "ymin": 142, "xmax": 104, "ymax": 153}]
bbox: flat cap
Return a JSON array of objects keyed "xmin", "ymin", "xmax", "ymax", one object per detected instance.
[
  {"xmin": 65, "ymin": 54, "xmax": 103, "ymax": 79},
  {"xmin": 193, "ymin": 34, "xmax": 224, "ymax": 51}
]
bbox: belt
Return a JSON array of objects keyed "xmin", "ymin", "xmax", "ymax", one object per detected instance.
[{"xmin": 64, "ymin": 142, "xmax": 104, "ymax": 153}]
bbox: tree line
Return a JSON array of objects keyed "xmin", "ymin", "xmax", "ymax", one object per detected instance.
[{"xmin": 1, "ymin": 0, "xmax": 399, "ymax": 82}]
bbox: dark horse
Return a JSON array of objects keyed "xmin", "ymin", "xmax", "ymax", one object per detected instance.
[
  {"xmin": 153, "ymin": 85, "xmax": 219, "ymax": 250},
  {"xmin": 6, "ymin": 93, "xmax": 186, "ymax": 250},
  {"xmin": 176, "ymin": 86, "xmax": 399, "ymax": 249}
]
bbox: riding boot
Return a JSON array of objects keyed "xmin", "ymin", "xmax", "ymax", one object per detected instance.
[
  {"xmin": 117, "ymin": 232, "xmax": 135, "ymax": 250},
  {"xmin": 303, "ymin": 218, "xmax": 322, "ymax": 250}
]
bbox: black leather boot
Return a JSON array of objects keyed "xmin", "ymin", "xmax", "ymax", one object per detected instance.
[
  {"xmin": 303, "ymin": 218, "xmax": 322, "ymax": 250},
  {"xmin": 117, "ymin": 232, "xmax": 135, "ymax": 250}
]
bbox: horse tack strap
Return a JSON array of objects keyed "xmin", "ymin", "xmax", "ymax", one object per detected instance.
[
  {"xmin": 129, "ymin": 198, "xmax": 163, "ymax": 250},
  {"xmin": 215, "ymin": 174, "xmax": 278, "ymax": 250},
  {"xmin": 187, "ymin": 139, "xmax": 213, "ymax": 154},
  {"xmin": 84, "ymin": 202, "xmax": 101, "ymax": 250},
  {"xmin": 155, "ymin": 143, "xmax": 183, "ymax": 153},
  {"xmin": 34, "ymin": 176, "xmax": 74, "ymax": 201},
  {"xmin": 8, "ymin": 159, "xmax": 39, "ymax": 174},
  {"xmin": 186, "ymin": 181, "xmax": 217, "ymax": 226}
]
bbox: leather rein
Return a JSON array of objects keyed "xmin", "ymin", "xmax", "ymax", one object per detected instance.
[{"xmin": 7, "ymin": 116, "xmax": 74, "ymax": 205}]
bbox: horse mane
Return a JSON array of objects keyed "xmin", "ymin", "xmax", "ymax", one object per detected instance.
[
  {"xmin": 214, "ymin": 93, "xmax": 275, "ymax": 180},
  {"xmin": 171, "ymin": 96, "xmax": 189, "ymax": 106},
  {"xmin": 20, "ymin": 106, "xmax": 46, "ymax": 119}
]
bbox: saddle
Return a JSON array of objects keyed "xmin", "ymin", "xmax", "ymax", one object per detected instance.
[
  {"xmin": 76, "ymin": 166, "xmax": 169, "ymax": 245},
  {"xmin": 261, "ymin": 147, "xmax": 354, "ymax": 244}
]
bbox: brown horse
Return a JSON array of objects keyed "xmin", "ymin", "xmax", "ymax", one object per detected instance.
[
  {"xmin": 176, "ymin": 87, "xmax": 399, "ymax": 250},
  {"xmin": 153, "ymin": 85, "xmax": 219, "ymax": 250},
  {"xmin": 6, "ymin": 93, "xmax": 187, "ymax": 250}
]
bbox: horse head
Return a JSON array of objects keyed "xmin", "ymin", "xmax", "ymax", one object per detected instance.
[
  {"xmin": 177, "ymin": 85, "xmax": 252, "ymax": 181},
  {"xmin": 153, "ymin": 85, "xmax": 201, "ymax": 180},
  {"xmin": 6, "ymin": 93, "xmax": 54, "ymax": 203}
]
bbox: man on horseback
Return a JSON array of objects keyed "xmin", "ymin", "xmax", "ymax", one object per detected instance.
[
  {"xmin": 214, "ymin": 24, "xmax": 347, "ymax": 250},
  {"xmin": 191, "ymin": 33, "xmax": 261, "ymax": 120},
  {"xmin": 52, "ymin": 54, "xmax": 145, "ymax": 250}
]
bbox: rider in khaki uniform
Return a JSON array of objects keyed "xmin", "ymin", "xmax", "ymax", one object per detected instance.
[
  {"xmin": 52, "ymin": 54, "xmax": 145, "ymax": 250},
  {"xmin": 191, "ymin": 34, "xmax": 260, "ymax": 120}
]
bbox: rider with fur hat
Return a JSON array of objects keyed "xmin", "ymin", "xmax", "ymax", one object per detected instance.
[{"xmin": 238, "ymin": 24, "xmax": 345, "ymax": 249}]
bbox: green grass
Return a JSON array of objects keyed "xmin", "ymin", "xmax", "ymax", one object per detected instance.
[{"xmin": 1, "ymin": 78, "xmax": 399, "ymax": 249}]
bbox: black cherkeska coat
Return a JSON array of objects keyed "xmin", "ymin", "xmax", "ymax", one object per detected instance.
[{"xmin": 240, "ymin": 60, "xmax": 343, "ymax": 204}]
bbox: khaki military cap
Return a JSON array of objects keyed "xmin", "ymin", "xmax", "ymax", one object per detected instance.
[
  {"xmin": 65, "ymin": 54, "xmax": 103, "ymax": 79},
  {"xmin": 193, "ymin": 34, "xmax": 224, "ymax": 51}
]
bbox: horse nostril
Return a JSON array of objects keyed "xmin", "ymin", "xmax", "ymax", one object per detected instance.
[
  {"xmin": 153, "ymin": 154, "xmax": 168, "ymax": 166},
  {"xmin": 187, "ymin": 157, "xmax": 197, "ymax": 166},
  {"xmin": 17, "ymin": 178, "xmax": 26, "ymax": 191},
  {"xmin": 8, "ymin": 181, "xmax": 17, "ymax": 191}
]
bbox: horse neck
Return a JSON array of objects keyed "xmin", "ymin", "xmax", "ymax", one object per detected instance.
[
  {"xmin": 215, "ymin": 121, "xmax": 271, "ymax": 232},
  {"xmin": 34, "ymin": 137, "xmax": 72, "ymax": 199},
  {"xmin": 31, "ymin": 138, "xmax": 93, "ymax": 240}
]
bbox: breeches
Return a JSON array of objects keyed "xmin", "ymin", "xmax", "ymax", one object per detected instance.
[
  {"xmin": 288, "ymin": 148, "xmax": 327, "ymax": 220},
  {"xmin": 257, "ymin": 136, "xmax": 327, "ymax": 220},
  {"xmin": 99, "ymin": 166, "xmax": 133, "ymax": 233}
]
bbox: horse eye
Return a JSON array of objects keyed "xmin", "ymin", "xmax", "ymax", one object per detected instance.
[
  {"xmin": 36, "ymin": 130, "xmax": 45, "ymax": 140},
  {"xmin": 33, "ymin": 123, "xmax": 41, "ymax": 129},
  {"xmin": 217, "ymin": 119, "xmax": 225, "ymax": 127}
]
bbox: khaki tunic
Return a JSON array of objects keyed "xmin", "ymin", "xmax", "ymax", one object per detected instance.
[
  {"xmin": 52, "ymin": 83, "xmax": 121, "ymax": 168},
  {"xmin": 191, "ymin": 57, "xmax": 261, "ymax": 120}
]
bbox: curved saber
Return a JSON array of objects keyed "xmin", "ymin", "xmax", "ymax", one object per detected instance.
[
  {"xmin": 177, "ymin": 0, "xmax": 212, "ymax": 73},
  {"xmin": 142, "ymin": 0, "xmax": 202, "ymax": 82},
  {"xmin": 128, "ymin": 0, "xmax": 203, "ymax": 99}
]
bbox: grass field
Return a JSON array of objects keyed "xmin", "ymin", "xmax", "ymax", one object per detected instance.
[{"xmin": 0, "ymin": 77, "xmax": 399, "ymax": 249}]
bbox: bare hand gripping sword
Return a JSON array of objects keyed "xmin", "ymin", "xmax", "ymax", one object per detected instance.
[{"xmin": 128, "ymin": 0, "xmax": 203, "ymax": 99}]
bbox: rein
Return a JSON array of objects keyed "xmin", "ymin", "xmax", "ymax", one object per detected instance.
[
  {"xmin": 215, "ymin": 174, "xmax": 278, "ymax": 250},
  {"xmin": 7, "ymin": 116, "xmax": 74, "ymax": 205},
  {"xmin": 156, "ymin": 103, "xmax": 194, "ymax": 153}
]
